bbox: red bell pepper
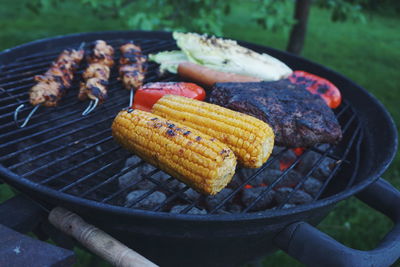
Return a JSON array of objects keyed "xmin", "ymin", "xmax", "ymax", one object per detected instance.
[
  {"xmin": 133, "ymin": 82, "xmax": 206, "ymax": 112},
  {"xmin": 288, "ymin": 71, "xmax": 342, "ymax": 109}
]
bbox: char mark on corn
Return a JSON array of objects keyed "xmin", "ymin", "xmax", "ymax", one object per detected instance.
[
  {"xmin": 112, "ymin": 109, "xmax": 237, "ymax": 195},
  {"xmin": 152, "ymin": 95, "xmax": 275, "ymax": 168}
]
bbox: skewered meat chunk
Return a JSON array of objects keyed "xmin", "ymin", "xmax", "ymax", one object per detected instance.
[
  {"xmin": 119, "ymin": 43, "xmax": 146, "ymax": 65},
  {"xmin": 87, "ymin": 40, "xmax": 114, "ymax": 67},
  {"xmin": 30, "ymin": 49, "xmax": 84, "ymax": 107},
  {"xmin": 209, "ymin": 80, "xmax": 342, "ymax": 147},
  {"xmin": 82, "ymin": 63, "xmax": 110, "ymax": 80},
  {"xmin": 79, "ymin": 40, "xmax": 114, "ymax": 103},
  {"xmin": 119, "ymin": 43, "xmax": 146, "ymax": 90},
  {"xmin": 119, "ymin": 65, "xmax": 145, "ymax": 89},
  {"xmin": 112, "ymin": 108, "xmax": 237, "ymax": 195}
]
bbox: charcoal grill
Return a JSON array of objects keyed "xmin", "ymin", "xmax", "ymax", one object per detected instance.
[{"xmin": 0, "ymin": 31, "xmax": 399, "ymax": 267}]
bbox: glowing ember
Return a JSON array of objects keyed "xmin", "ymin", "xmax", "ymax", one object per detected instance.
[
  {"xmin": 292, "ymin": 147, "xmax": 305, "ymax": 156},
  {"xmin": 279, "ymin": 147, "xmax": 304, "ymax": 170},
  {"xmin": 244, "ymin": 183, "xmax": 268, "ymax": 189},
  {"xmin": 279, "ymin": 160, "xmax": 293, "ymax": 171}
]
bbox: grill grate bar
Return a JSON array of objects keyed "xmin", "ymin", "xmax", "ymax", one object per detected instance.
[
  {"xmin": 0, "ymin": 110, "xmax": 115, "ymax": 161},
  {"xmin": 0, "ymin": 87, "xmax": 29, "ymax": 104},
  {"xmin": 179, "ymin": 195, "xmax": 206, "ymax": 214},
  {"xmin": 345, "ymin": 128, "xmax": 364, "ymax": 189},
  {"xmin": 0, "ymin": 41, "xmax": 175, "ymax": 86},
  {"xmin": 276, "ymin": 145, "xmax": 336, "ymax": 209},
  {"xmin": 0, "ymin": 101, "xmax": 24, "ymax": 113},
  {"xmin": 152, "ymin": 185, "xmax": 191, "ymax": 212},
  {"xmin": 0, "ymin": 35, "xmax": 367, "ymax": 216},
  {"xmin": 8, "ymin": 127, "xmax": 110, "ymax": 170},
  {"xmin": 241, "ymin": 106, "xmax": 359, "ymax": 212},
  {"xmin": 0, "ymin": 62, "xmax": 51, "ymax": 81},
  {"xmin": 78, "ymin": 160, "xmax": 146, "ymax": 198},
  {"xmin": 137, "ymin": 174, "xmax": 204, "ymax": 212},
  {"xmin": 211, "ymin": 100, "xmax": 352, "ymax": 213},
  {"xmin": 22, "ymin": 136, "xmax": 112, "ymax": 180},
  {"xmin": 314, "ymin": 125, "xmax": 363, "ymax": 200},
  {"xmin": 101, "ymin": 168, "xmax": 160, "ymax": 203},
  {"xmin": 59, "ymin": 157, "xmax": 126, "ymax": 192},
  {"xmin": 2, "ymin": 38, "xmax": 168, "ymax": 71},
  {"xmin": 308, "ymin": 147, "xmax": 348, "ymax": 163},
  {"xmin": 0, "ymin": 94, "xmax": 121, "ymax": 150},
  {"xmin": 209, "ymin": 149, "xmax": 289, "ymax": 213},
  {"xmin": 0, "ymin": 65, "xmax": 163, "ymax": 124},
  {"xmin": 239, "ymin": 150, "xmax": 310, "ymax": 213},
  {"xmin": 0, "ymin": 57, "xmax": 161, "ymax": 108},
  {"xmin": 0, "ymin": 92, "xmax": 111, "ymax": 134},
  {"xmin": 37, "ymin": 139, "xmax": 117, "ymax": 185},
  {"xmin": 0, "ymin": 76, "xmax": 33, "ymax": 89},
  {"xmin": 125, "ymin": 186, "xmax": 161, "ymax": 208},
  {"xmin": 12, "ymin": 38, "xmax": 163, "ymax": 63},
  {"xmin": 0, "ymin": 60, "xmax": 175, "ymax": 129}
]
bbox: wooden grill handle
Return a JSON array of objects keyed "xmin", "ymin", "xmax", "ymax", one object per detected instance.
[{"xmin": 48, "ymin": 207, "xmax": 158, "ymax": 267}]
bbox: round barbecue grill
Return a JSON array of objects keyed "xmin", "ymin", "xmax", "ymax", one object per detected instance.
[{"xmin": 0, "ymin": 31, "xmax": 399, "ymax": 267}]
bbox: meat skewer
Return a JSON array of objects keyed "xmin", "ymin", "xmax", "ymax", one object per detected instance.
[
  {"xmin": 79, "ymin": 40, "xmax": 114, "ymax": 116},
  {"xmin": 14, "ymin": 44, "xmax": 85, "ymax": 128},
  {"xmin": 118, "ymin": 42, "xmax": 147, "ymax": 106}
]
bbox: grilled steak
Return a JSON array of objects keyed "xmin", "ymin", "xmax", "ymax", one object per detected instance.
[{"xmin": 209, "ymin": 80, "xmax": 342, "ymax": 147}]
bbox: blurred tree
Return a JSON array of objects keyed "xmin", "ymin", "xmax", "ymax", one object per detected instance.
[
  {"xmin": 286, "ymin": 0, "xmax": 312, "ymax": 54},
  {"xmin": 286, "ymin": 0, "xmax": 366, "ymax": 54},
  {"xmin": 27, "ymin": 0, "xmax": 365, "ymax": 55}
]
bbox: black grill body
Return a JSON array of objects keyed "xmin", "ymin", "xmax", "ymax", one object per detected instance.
[{"xmin": 0, "ymin": 31, "xmax": 398, "ymax": 267}]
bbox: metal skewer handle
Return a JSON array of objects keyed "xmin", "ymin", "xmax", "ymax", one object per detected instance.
[{"xmin": 48, "ymin": 207, "xmax": 158, "ymax": 267}]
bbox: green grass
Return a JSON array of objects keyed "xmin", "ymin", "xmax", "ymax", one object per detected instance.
[{"xmin": 0, "ymin": 1, "xmax": 399, "ymax": 266}]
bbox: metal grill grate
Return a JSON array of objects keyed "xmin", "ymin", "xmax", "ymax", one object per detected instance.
[{"xmin": 0, "ymin": 37, "xmax": 363, "ymax": 215}]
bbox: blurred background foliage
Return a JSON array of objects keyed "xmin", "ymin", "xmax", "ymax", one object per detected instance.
[
  {"xmin": 0, "ymin": 0, "xmax": 399, "ymax": 266},
  {"xmin": 27, "ymin": 0, "xmax": 370, "ymax": 52}
]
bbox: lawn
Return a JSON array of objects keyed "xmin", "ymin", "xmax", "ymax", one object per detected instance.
[{"xmin": 0, "ymin": 0, "xmax": 399, "ymax": 266}]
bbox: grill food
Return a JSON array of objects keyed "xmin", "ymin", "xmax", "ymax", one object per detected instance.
[
  {"xmin": 152, "ymin": 95, "xmax": 275, "ymax": 168},
  {"xmin": 119, "ymin": 42, "xmax": 146, "ymax": 90},
  {"xmin": 2, "ymin": 31, "xmax": 398, "ymax": 267},
  {"xmin": 149, "ymin": 32, "xmax": 293, "ymax": 80},
  {"xmin": 112, "ymin": 108, "xmax": 237, "ymax": 195},
  {"xmin": 209, "ymin": 80, "xmax": 342, "ymax": 147},
  {"xmin": 133, "ymin": 82, "xmax": 206, "ymax": 112},
  {"xmin": 288, "ymin": 71, "xmax": 342, "ymax": 109},
  {"xmin": 79, "ymin": 40, "xmax": 114, "ymax": 103},
  {"xmin": 30, "ymin": 48, "xmax": 84, "ymax": 106},
  {"xmin": 178, "ymin": 62, "xmax": 261, "ymax": 88}
]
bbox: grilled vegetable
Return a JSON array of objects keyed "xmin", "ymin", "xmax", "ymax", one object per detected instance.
[
  {"xmin": 148, "ymin": 50, "xmax": 187, "ymax": 74},
  {"xmin": 149, "ymin": 32, "xmax": 292, "ymax": 81},
  {"xmin": 152, "ymin": 95, "xmax": 275, "ymax": 168},
  {"xmin": 79, "ymin": 40, "xmax": 114, "ymax": 103},
  {"xmin": 178, "ymin": 62, "xmax": 261, "ymax": 88},
  {"xmin": 30, "ymin": 48, "xmax": 84, "ymax": 107},
  {"xmin": 133, "ymin": 82, "xmax": 206, "ymax": 112},
  {"xmin": 288, "ymin": 71, "xmax": 342, "ymax": 109},
  {"xmin": 112, "ymin": 108, "xmax": 237, "ymax": 195}
]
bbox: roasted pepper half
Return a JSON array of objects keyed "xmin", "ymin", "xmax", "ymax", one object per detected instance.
[
  {"xmin": 133, "ymin": 82, "xmax": 206, "ymax": 112},
  {"xmin": 289, "ymin": 71, "xmax": 342, "ymax": 109}
]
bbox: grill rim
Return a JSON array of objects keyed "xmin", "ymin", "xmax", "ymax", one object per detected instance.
[{"xmin": 0, "ymin": 30, "xmax": 397, "ymax": 222}]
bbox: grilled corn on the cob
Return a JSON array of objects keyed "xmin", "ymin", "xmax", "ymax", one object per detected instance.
[
  {"xmin": 152, "ymin": 95, "xmax": 274, "ymax": 168},
  {"xmin": 112, "ymin": 108, "xmax": 237, "ymax": 195}
]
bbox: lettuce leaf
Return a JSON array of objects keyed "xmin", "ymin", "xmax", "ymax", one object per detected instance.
[{"xmin": 149, "ymin": 32, "xmax": 293, "ymax": 81}]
